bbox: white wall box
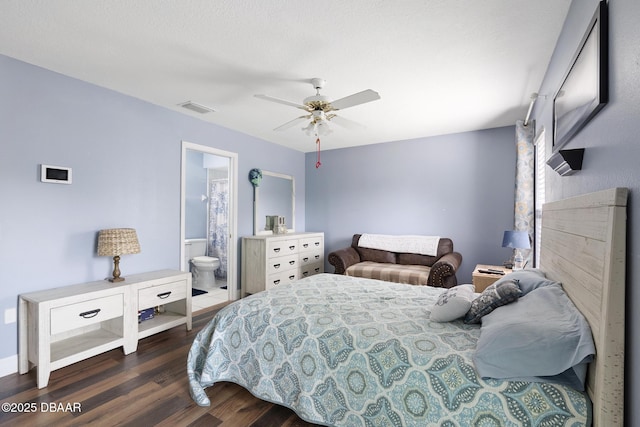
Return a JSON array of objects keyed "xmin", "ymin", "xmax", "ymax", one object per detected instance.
[{"xmin": 19, "ymin": 270, "xmax": 191, "ymax": 388}]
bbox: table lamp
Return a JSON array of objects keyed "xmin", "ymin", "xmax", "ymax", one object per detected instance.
[
  {"xmin": 502, "ymin": 230, "xmax": 531, "ymax": 270},
  {"xmin": 97, "ymin": 228, "xmax": 141, "ymax": 282}
]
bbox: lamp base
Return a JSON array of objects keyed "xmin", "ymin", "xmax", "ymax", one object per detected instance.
[{"xmin": 109, "ymin": 255, "xmax": 125, "ymax": 283}]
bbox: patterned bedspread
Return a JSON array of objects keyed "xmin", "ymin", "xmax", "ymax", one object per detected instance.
[{"xmin": 187, "ymin": 274, "xmax": 590, "ymax": 426}]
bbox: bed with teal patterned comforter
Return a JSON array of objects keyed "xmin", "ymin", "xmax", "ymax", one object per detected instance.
[{"xmin": 187, "ymin": 274, "xmax": 590, "ymax": 426}]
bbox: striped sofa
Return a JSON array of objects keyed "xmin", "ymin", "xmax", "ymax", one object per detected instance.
[{"xmin": 328, "ymin": 234, "xmax": 462, "ymax": 288}]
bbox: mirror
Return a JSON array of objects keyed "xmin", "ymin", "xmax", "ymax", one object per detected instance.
[{"xmin": 254, "ymin": 170, "xmax": 295, "ymax": 235}]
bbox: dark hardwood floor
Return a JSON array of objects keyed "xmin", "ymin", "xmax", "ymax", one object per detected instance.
[{"xmin": 0, "ymin": 304, "xmax": 319, "ymax": 427}]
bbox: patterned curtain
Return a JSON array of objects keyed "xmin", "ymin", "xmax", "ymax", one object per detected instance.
[
  {"xmin": 209, "ymin": 180, "xmax": 229, "ymax": 278},
  {"xmin": 514, "ymin": 120, "xmax": 535, "ymax": 265}
]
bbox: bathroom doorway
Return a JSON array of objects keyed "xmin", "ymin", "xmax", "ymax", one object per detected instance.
[{"xmin": 180, "ymin": 141, "xmax": 238, "ymax": 306}]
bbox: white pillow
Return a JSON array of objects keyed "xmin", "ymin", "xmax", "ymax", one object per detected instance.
[{"xmin": 430, "ymin": 284, "xmax": 476, "ymax": 322}]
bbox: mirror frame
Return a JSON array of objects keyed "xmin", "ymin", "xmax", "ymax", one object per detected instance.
[{"xmin": 253, "ymin": 170, "xmax": 295, "ymax": 235}]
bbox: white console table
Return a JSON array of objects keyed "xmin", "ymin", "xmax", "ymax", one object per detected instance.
[{"xmin": 18, "ymin": 269, "xmax": 191, "ymax": 388}]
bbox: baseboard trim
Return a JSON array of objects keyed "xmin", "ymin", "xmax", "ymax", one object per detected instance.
[{"xmin": 0, "ymin": 354, "xmax": 18, "ymax": 378}]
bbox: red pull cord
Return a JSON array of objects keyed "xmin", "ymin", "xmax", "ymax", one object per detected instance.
[{"xmin": 315, "ymin": 137, "xmax": 322, "ymax": 168}]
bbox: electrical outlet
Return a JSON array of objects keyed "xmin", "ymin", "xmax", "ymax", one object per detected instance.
[{"xmin": 4, "ymin": 308, "xmax": 16, "ymax": 324}]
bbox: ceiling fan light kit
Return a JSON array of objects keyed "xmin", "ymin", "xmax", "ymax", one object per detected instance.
[
  {"xmin": 255, "ymin": 78, "xmax": 381, "ymax": 167},
  {"xmin": 255, "ymin": 77, "xmax": 380, "ymax": 136}
]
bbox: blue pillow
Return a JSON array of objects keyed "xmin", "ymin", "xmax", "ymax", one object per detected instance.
[
  {"xmin": 473, "ymin": 283, "xmax": 595, "ymax": 391},
  {"xmin": 494, "ymin": 268, "xmax": 559, "ymax": 295},
  {"xmin": 464, "ymin": 279, "xmax": 522, "ymax": 324}
]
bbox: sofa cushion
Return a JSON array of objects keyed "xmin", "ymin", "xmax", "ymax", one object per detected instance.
[
  {"xmin": 346, "ymin": 261, "xmax": 431, "ymax": 286},
  {"xmin": 354, "ymin": 247, "xmax": 397, "ymax": 264},
  {"xmin": 397, "ymin": 253, "xmax": 437, "ymax": 266}
]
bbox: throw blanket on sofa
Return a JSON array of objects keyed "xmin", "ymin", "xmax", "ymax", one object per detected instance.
[{"xmin": 359, "ymin": 234, "xmax": 440, "ymax": 256}]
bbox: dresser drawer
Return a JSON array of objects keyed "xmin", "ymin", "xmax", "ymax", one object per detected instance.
[
  {"xmin": 138, "ymin": 281, "xmax": 187, "ymax": 309},
  {"xmin": 299, "ymin": 236, "xmax": 323, "ymax": 253},
  {"xmin": 266, "ymin": 270, "xmax": 299, "ymax": 290},
  {"xmin": 299, "ymin": 251, "xmax": 323, "ymax": 266},
  {"xmin": 267, "ymin": 238, "xmax": 299, "ymax": 256},
  {"xmin": 267, "ymin": 254, "xmax": 298, "ymax": 275},
  {"xmin": 50, "ymin": 294, "xmax": 123, "ymax": 335},
  {"xmin": 300, "ymin": 262, "xmax": 323, "ymax": 279}
]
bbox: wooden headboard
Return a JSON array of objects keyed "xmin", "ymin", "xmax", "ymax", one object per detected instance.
[{"xmin": 540, "ymin": 187, "xmax": 627, "ymax": 427}]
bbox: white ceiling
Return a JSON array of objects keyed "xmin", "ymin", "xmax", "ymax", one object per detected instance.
[{"xmin": 0, "ymin": 0, "xmax": 570, "ymax": 153}]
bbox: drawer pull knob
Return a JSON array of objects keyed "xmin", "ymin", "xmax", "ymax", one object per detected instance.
[
  {"xmin": 303, "ymin": 257, "xmax": 309, "ymax": 262},
  {"xmin": 79, "ymin": 309, "xmax": 101, "ymax": 319},
  {"xmin": 274, "ymin": 279, "xmax": 281, "ymax": 285},
  {"xmin": 157, "ymin": 291, "xmax": 172, "ymax": 299},
  {"xmin": 289, "ymin": 275, "xmax": 295, "ymax": 280},
  {"xmin": 314, "ymin": 268, "xmax": 320, "ymax": 272},
  {"xmin": 289, "ymin": 245, "xmax": 295, "ymax": 250},
  {"xmin": 289, "ymin": 260, "xmax": 295, "ymax": 265},
  {"xmin": 303, "ymin": 271, "xmax": 309, "ymax": 277},
  {"xmin": 274, "ymin": 263, "xmax": 281, "ymax": 269},
  {"xmin": 273, "ymin": 248, "xmax": 281, "ymax": 253},
  {"xmin": 315, "ymin": 242, "xmax": 320, "ymax": 246},
  {"xmin": 303, "ymin": 243, "xmax": 309, "ymax": 248},
  {"xmin": 315, "ymin": 255, "xmax": 320, "ymax": 259}
]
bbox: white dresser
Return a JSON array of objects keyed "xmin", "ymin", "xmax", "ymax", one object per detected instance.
[
  {"xmin": 19, "ymin": 270, "xmax": 191, "ymax": 388},
  {"xmin": 241, "ymin": 232, "xmax": 324, "ymax": 295}
]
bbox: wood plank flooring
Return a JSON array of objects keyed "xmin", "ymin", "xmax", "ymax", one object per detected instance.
[{"xmin": 0, "ymin": 304, "xmax": 319, "ymax": 427}]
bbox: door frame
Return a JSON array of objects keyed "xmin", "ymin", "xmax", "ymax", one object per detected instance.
[{"xmin": 180, "ymin": 141, "xmax": 239, "ymax": 301}]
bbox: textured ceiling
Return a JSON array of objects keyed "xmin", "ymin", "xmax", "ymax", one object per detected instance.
[{"xmin": 0, "ymin": 0, "xmax": 571, "ymax": 152}]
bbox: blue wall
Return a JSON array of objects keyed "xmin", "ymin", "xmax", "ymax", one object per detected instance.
[
  {"xmin": 305, "ymin": 126, "xmax": 517, "ymax": 284},
  {"xmin": 0, "ymin": 54, "xmax": 306, "ymax": 362},
  {"xmin": 531, "ymin": 0, "xmax": 640, "ymax": 424}
]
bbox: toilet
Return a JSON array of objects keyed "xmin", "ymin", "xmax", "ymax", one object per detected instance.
[{"xmin": 185, "ymin": 239, "xmax": 220, "ymax": 289}]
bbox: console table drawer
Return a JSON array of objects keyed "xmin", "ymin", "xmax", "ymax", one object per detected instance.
[
  {"xmin": 50, "ymin": 294, "xmax": 123, "ymax": 335},
  {"xmin": 138, "ymin": 281, "xmax": 186, "ymax": 309}
]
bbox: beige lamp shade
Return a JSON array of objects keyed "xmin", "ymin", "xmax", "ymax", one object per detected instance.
[
  {"xmin": 97, "ymin": 228, "xmax": 141, "ymax": 256},
  {"xmin": 97, "ymin": 228, "xmax": 140, "ymax": 282}
]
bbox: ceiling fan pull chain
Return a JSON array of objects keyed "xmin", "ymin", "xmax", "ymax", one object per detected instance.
[{"xmin": 315, "ymin": 138, "xmax": 322, "ymax": 168}]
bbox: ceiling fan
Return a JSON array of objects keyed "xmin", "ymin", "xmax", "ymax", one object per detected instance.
[{"xmin": 255, "ymin": 78, "xmax": 381, "ymax": 136}]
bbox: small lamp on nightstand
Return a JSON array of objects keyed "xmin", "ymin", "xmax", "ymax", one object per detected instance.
[
  {"xmin": 502, "ymin": 230, "xmax": 531, "ymax": 270},
  {"xmin": 97, "ymin": 228, "xmax": 141, "ymax": 282}
]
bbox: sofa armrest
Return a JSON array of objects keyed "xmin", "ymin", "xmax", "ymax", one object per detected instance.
[
  {"xmin": 328, "ymin": 247, "xmax": 361, "ymax": 275},
  {"xmin": 428, "ymin": 252, "xmax": 463, "ymax": 288}
]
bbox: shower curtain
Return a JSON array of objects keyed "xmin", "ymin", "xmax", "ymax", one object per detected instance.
[
  {"xmin": 514, "ymin": 119, "xmax": 535, "ymax": 266},
  {"xmin": 209, "ymin": 179, "xmax": 228, "ymax": 279}
]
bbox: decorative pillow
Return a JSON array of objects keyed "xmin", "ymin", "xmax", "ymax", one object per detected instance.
[
  {"xmin": 464, "ymin": 279, "xmax": 521, "ymax": 324},
  {"xmin": 473, "ymin": 283, "xmax": 595, "ymax": 391},
  {"xmin": 494, "ymin": 268, "xmax": 559, "ymax": 295},
  {"xmin": 430, "ymin": 284, "xmax": 476, "ymax": 322}
]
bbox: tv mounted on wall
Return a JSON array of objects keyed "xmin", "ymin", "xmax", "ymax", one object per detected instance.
[{"xmin": 553, "ymin": 0, "xmax": 608, "ymax": 151}]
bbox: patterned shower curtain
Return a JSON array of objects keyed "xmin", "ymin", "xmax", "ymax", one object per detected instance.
[
  {"xmin": 209, "ymin": 179, "xmax": 229, "ymax": 278},
  {"xmin": 514, "ymin": 120, "xmax": 535, "ymax": 265}
]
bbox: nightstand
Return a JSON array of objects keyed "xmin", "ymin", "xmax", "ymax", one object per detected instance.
[{"xmin": 472, "ymin": 264, "xmax": 512, "ymax": 292}]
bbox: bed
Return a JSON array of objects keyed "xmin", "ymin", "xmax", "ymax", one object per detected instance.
[{"xmin": 187, "ymin": 188, "xmax": 627, "ymax": 426}]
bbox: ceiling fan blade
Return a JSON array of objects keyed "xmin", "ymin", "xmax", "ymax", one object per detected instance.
[
  {"xmin": 254, "ymin": 94, "xmax": 309, "ymax": 110},
  {"xmin": 330, "ymin": 89, "xmax": 380, "ymax": 110},
  {"xmin": 273, "ymin": 115, "xmax": 309, "ymax": 131},
  {"xmin": 329, "ymin": 115, "xmax": 365, "ymax": 130}
]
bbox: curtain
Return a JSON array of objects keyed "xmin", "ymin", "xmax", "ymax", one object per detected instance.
[
  {"xmin": 209, "ymin": 179, "xmax": 229, "ymax": 278},
  {"xmin": 514, "ymin": 120, "xmax": 535, "ymax": 265}
]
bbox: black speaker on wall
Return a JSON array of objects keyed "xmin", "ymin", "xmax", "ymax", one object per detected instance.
[{"xmin": 546, "ymin": 148, "xmax": 585, "ymax": 176}]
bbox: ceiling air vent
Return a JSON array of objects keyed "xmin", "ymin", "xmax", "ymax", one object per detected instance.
[{"xmin": 179, "ymin": 101, "xmax": 216, "ymax": 114}]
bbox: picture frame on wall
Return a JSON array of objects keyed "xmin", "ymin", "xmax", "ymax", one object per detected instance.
[{"xmin": 553, "ymin": 0, "xmax": 608, "ymax": 151}]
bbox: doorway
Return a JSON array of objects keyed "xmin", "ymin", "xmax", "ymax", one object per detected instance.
[{"xmin": 180, "ymin": 141, "xmax": 238, "ymax": 306}]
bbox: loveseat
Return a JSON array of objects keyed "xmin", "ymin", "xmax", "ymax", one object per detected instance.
[{"xmin": 328, "ymin": 234, "xmax": 462, "ymax": 288}]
